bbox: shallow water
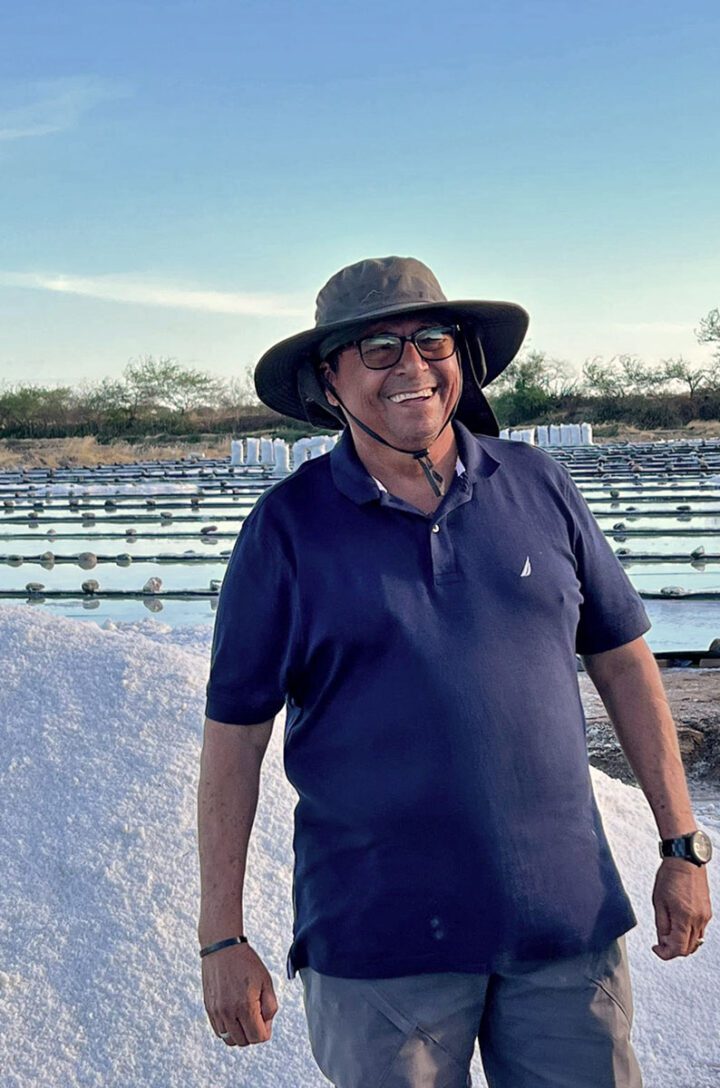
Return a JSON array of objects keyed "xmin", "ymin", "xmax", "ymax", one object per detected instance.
[{"xmin": 1, "ymin": 456, "xmax": 719, "ymax": 647}]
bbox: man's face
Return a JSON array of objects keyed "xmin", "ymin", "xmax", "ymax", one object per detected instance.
[{"xmin": 320, "ymin": 315, "xmax": 461, "ymax": 451}]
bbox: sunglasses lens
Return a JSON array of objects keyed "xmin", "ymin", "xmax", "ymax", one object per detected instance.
[
  {"xmin": 360, "ymin": 334, "xmax": 402, "ymax": 369},
  {"xmin": 414, "ymin": 326, "xmax": 455, "ymax": 358}
]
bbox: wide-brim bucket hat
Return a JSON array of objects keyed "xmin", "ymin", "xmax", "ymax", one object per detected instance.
[{"xmin": 254, "ymin": 256, "xmax": 529, "ymax": 435}]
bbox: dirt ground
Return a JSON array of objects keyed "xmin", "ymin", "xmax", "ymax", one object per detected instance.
[
  {"xmin": 591, "ymin": 419, "xmax": 720, "ymax": 445},
  {"xmin": 581, "ymin": 668, "xmax": 720, "ymax": 783}
]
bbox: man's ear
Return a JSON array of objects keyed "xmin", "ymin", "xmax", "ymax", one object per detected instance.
[{"xmin": 318, "ymin": 361, "xmax": 340, "ymax": 407}]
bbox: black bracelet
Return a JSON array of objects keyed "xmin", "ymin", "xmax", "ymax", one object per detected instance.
[{"xmin": 199, "ymin": 935, "xmax": 249, "ymax": 959}]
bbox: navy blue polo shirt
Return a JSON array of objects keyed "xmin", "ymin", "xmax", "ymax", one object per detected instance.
[{"xmin": 206, "ymin": 422, "xmax": 651, "ymax": 979}]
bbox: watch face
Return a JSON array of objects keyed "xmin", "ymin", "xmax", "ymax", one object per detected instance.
[{"xmin": 692, "ymin": 831, "xmax": 713, "ymax": 864}]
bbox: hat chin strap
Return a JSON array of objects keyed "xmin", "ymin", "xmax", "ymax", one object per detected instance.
[{"xmin": 322, "ymin": 372, "xmax": 464, "ymax": 499}]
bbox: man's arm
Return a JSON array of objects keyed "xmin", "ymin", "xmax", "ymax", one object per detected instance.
[
  {"xmin": 197, "ymin": 716, "xmax": 278, "ymax": 1046},
  {"xmin": 582, "ymin": 636, "xmax": 712, "ymax": 960}
]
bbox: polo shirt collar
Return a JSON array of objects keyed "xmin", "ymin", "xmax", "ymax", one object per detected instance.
[{"xmin": 329, "ymin": 421, "xmax": 502, "ymax": 505}]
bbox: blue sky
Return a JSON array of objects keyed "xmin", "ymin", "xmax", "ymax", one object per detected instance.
[{"xmin": 1, "ymin": 0, "xmax": 718, "ymax": 387}]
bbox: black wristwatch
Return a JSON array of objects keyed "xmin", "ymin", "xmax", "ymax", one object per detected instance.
[{"xmin": 659, "ymin": 830, "xmax": 713, "ymax": 866}]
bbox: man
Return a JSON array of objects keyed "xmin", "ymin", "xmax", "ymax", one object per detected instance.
[{"xmin": 198, "ymin": 256, "xmax": 712, "ymax": 1087}]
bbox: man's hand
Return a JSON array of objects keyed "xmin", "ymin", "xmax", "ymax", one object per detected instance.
[
  {"xmin": 202, "ymin": 942, "xmax": 279, "ymax": 1046},
  {"xmin": 652, "ymin": 858, "xmax": 712, "ymax": 960}
]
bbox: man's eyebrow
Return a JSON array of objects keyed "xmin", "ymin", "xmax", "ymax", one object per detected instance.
[{"xmin": 361, "ymin": 320, "xmax": 440, "ymax": 337}]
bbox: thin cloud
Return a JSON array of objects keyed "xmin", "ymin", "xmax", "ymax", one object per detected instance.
[
  {"xmin": 0, "ymin": 77, "xmax": 129, "ymax": 141},
  {"xmin": 611, "ymin": 321, "xmax": 691, "ymax": 335},
  {"xmin": 0, "ymin": 270, "xmax": 307, "ymax": 317}
]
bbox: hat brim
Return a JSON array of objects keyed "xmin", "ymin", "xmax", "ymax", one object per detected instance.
[{"xmin": 254, "ymin": 299, "xmax": 529, "ymax": 433}]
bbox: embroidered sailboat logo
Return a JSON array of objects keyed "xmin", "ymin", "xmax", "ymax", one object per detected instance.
[{"xmin": 520, "ymin": 556, "xmax": 532, "ymax": 577}]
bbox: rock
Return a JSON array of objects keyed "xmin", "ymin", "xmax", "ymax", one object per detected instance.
[
  {"xmin": 691, "ymin": 546, "xmax": 706, "ymax": 559},
  {"xmin": 7, "ymin": 556, "xmax": 23, "ymax": 567},
  {"xmin": 78, "ymin": 552, "xmax": 97, "ymax": 570},
  {"xmin": 660, "ymin": 586, "xmax": 687, "ymax": 597},
  {"xmin": 116, "ymin": 554, "xmax": 133, "ymax": 567},
  {"xmin": 142, "ymin": 577, "xmax": 162, "ymax": 594},
  {"xmin": 25, "ymin": 582, "xmax": 44, "ymax": 594},
  {"xmin": 677, "ymin": 727, "xmax": 705, "ymax": 758},
  {"xmin": 200, "ymin": 524, "xmax": 218, "ymax": 535}
]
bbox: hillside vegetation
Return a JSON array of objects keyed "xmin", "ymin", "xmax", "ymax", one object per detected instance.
[{"xmin": 2, "ymin": 308, "xmax": 719, "ymax": 446}]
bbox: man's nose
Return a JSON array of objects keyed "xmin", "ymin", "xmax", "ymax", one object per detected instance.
[{"xmin": 395, "ymin": 339, "xmax": 430, "ymax": 371}]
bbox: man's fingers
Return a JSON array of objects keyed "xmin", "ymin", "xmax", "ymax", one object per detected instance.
[
  {"xmin": 237, "ymin": 994, "xmax": 272, "ymax": 1043},
  {"xmin": 217, "ymin": 1020, "xmax": 250, "ymax": 1047},
  {"xmin": 652, "ymin": 916, "xmax": 695, "ymax": 959},
  {"xmin": 260, "ymin": 981, "xmax": 279, "ymax": 1024},
  {"xmin": 238, "ymin": 1012, "xmax": 271, "ymax": 1043},
  {"xmin": 652, "ymin": 898, "xmax": 672, "ymax": 956}
]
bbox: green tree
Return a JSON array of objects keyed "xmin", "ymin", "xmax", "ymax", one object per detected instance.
[
  {"xmin": 661, "ymin": 357, "xmax": 709, "ymax": 397},
  {"xmin": 487, "ymin": 349, "xmax": 575, "ymax": 424},
  {"xmin": 0, "ymin": 383, "xmax": 73, "ymax": 435},
  {"xmin": 75, "ymin": 379, "xmax": 134, "ymax": 432},
  {"xmin": 217, "ymin": 370, "xmax": 261, "ymax": 429},
  {"xmin": 123, "ymin": 356, "xmax": 222, "ymax": 416},
  {"xmin": 582, "ymin": 355, "xmax": 663, "ymax": 397},
  {"xmin": 696, "ymin": 308, "xmax": 720, "ymax": 362}
]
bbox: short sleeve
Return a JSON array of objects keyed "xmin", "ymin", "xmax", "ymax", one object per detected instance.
[
  {"xmin": 205, "ymin": 500, "xmax": 300, "ymax": 724},
  {"xmin": 560, "ymin": 469, "xmax": 651, "ymax": 655}
]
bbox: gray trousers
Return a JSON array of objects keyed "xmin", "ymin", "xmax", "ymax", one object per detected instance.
[{"xmin": 300, "ymin": 938, "xmax": 643, "ymax": 1088}]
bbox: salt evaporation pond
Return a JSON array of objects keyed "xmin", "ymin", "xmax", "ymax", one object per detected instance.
[{"xmin": 1, "ymin": 437, "xmax": 720, "ymax": 649}]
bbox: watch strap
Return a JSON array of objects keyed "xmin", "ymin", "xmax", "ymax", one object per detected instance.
[{"xmin": 659, "ymin": 831, "xmax": 711, "ymax": 866}]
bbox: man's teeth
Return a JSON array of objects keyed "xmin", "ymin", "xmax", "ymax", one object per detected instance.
[{"xmin": 388, "ymin": 389, "xmax": 434, "ymax": 403}]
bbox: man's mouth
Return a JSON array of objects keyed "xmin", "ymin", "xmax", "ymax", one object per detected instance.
[{"xmin": 387, "ymin": 386, "xmax": 436, "ymax": 404}]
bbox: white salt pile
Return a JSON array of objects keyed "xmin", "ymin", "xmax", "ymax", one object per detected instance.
[{"xmin": 0, "ymin": 608, "xmax": 718, "ymax": 1087}]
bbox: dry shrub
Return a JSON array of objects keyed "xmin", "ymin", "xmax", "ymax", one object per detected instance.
[{"xmin": 0, "ymin": 435, "xmax": 232, "ymax": 469}]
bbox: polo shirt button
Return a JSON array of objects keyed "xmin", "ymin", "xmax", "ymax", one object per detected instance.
[{"xmin": 431, "ymin": 523, "xmax": 440, "ymax": 533}]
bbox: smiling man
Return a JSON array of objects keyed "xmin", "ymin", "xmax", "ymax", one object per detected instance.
[{"xmin": 198, "ymin": 256, "xmax": 712, "ymax": 1088}]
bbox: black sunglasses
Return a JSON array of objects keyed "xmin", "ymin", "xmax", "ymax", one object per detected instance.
[{"xmin": 343, "ymin": 324, "xmax": 459, "ymax": 370}]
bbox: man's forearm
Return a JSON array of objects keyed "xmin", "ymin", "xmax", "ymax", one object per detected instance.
[
  {"xmin": 582, "ymin": 637, "xmax": 696, "ymax": 837},
  {"xmin": 197, "ymin": 717, "xmax": 273, "ymax": 945}
]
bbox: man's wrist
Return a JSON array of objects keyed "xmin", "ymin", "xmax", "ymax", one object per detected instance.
[
  {"xmin": 659, "ymin": 830, "xmax": 712, "ymax": 866},
  {"xmin": 199, "ymin": 935, "xmax": 249, "ymax": 958},
  {"xmin": 198, "ymin": 911, "xmax": 245, "ymax": 947}
]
